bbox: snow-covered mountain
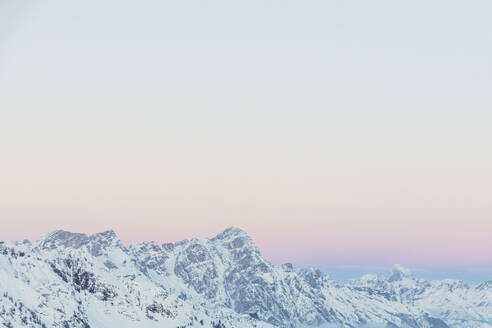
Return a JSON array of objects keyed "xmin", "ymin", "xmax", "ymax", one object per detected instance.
[{"xmin": 0, "ymin": 227, "xmax": 490, "ymax": 328}]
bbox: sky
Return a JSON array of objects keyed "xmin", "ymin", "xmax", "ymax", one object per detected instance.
[{"xmin": 1, "ymin": 0, "xmax": 491, "ymax": 282}]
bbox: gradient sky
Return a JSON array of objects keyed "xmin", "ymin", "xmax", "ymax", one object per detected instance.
[{"xmin": 1, "ymin": 1, "xmax": 491, "ymax": 281}]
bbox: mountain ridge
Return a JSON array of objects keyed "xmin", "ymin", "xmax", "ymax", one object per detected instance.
[{"xmin": 0, "ymin": 227, "xmax": 491, "ymax": 328}]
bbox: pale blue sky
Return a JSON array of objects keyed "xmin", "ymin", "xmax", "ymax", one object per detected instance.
[{"xmin": 1, "ymin": 1, "xmax": 491, "ymax": 282}]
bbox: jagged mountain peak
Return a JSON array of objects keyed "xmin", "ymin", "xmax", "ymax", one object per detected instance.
[
  {"xmin": 210, "ymin": 226, "xmax": 260, "ymax": 253},
  {"xmin": 91, "ymin": 229, "xmax": 118, "ymax": 239},
  {"xmin": 387, "ymin": 264, "xmax": 413, "ymax": 282},
  {"xmin": 36, "ymin": 229, "xmax": 125, "ymax": 255},
  {"xmin": 87, "ymin": 229, "xmax": 126, "ymax": 256},
  {"xmin": 214, "ymin": 226, "xmax": 249, "ymax": 240},
  {"xmin": 41, "ymin": 229, "xmax": 83, "ymax": 240},
  {"xmin": 88, "ymin": 229, "xmax": 121, "ymax": 245},
  {"xmin": 37, "ymin": 229, "xmax": 90, "ymax": 249}
]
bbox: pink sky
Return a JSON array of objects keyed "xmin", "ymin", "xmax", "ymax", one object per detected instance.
[
  {"xmin": 2, "ymin": 151, "xmax": 491, "ymax": 270},
  {"xmin": 1, "ymin": 0, "xmax": 491, "ymax": 272}
]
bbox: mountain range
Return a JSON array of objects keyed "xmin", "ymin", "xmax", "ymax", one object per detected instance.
[{"xmin": 0, "ymin": 227, "xmax": 491, "ymax": 328}]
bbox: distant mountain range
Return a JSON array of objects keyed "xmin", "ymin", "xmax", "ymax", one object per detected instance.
[{"xmin": 0, "ymin": 227, "xmax": 491, "ymax": 328}]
